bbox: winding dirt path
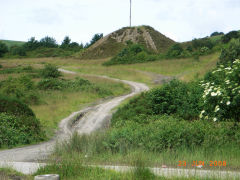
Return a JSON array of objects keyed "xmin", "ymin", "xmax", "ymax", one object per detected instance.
[{"xmin": 0, "ymin": 69, "xmax": 149, "ymax": 173}]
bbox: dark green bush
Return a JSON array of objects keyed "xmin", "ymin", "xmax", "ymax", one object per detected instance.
[
  {"xmin": 10, "ymin": 46, "xmax": 26, "ymax": 56},
  {"xmin": 0, "ymin": 75, "xmax": 40, "ymax": 104},
  {"xmin": 103, "ymin": 43, "xmax": 157, "ymax": 65},
  {"xmin": 0, "ymin": 42, "xmax": 8, "ymax": 57},
  {"xmin": 0, "ymin": 112, "xmax": 43, "ymax": 147},
  {"xmin": 0, "ymin": 94, "xmax": 35, "ymax": 117},
  {"xmin": 219, "ymin": 38, "xmax": 240, "ymax": 65},
  {"xmin": 40, "ymin": 64, "xmax": 62, "ymax": 78},
  {"xmin": 192, "ymin": 38, "xmax": 214, "ymax": 50},
  {"xmin": 166, "ymin": 43, "xmax": 184, "ymax": 58},
  {"xmin": 222, "ymin": 31, "xmax": 239, "ymax": 44},
  {"xmin": 149, "ymin": 80, "xmax": 203, "ymax": 120},
  {"xmin": 211, "ymin": 32, "xmax": 224, "ymax": 37},
  {"xmin": 37, "ymin": 78, "xmax": 65, "ymax": 90},
  {"xmin": 112, "ymin": 80, "xmax": 203, "ymax": 127}
]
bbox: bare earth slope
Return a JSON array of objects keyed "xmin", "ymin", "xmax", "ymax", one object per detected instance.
[{"xmin": 79, "ymin": 25, "xmax": 175, "ymax": 59}]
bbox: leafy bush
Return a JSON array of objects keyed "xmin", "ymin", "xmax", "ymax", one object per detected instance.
[
  {"xmin": 112, "ymin": 80, "xmax": 203, "ymax": 129},
  {"xmin": 222, "ymin": 31, "xmax": 239, "ymax": 44},
  {"xmin": 149, "ymin": 80, "xmax": 203, "ymax": 120},
  {"xmin": 219, "ymin": 38, "xmax": 240, "ymax": 65},
  {"xmin": 0, "ymin": 76, "xmax": 40, "ymax": 104},
  {"xmin": 0, "ymin": 42, "xmax": 8, "ymax": 57},
  {"xmin": 211, "ymin": 32, "xmax": 224, "ymax": 37},
  {"xmin": 0, "ymin": 94, "xmax": 35, "ymax": 117},
  {"xmin": 0, "ymin": 112, "xmax": 43, "ymax": 147},
  {"xmin": 200, "ymin": 59, "xmax": 240, "ymax": 122},
  {"xmin": 192, "ymin": 38, "xmax": 214, "ymax": 50},
  {"xmin": 166, "ymin": 43, "xmax": 184, "ymax": 58},
  {"xmin": 40, "ymin": 64, "xmax": 62, "ymax": 79},
  {"xmin": 103, "ymin": 43, "xmax": 157, "ymax": 65}
]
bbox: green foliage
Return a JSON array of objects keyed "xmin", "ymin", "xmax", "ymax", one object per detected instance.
[
  {"xmin": 200, "ymin": 59, "xmax": 240, "ymax": 122},
  {"xmin": 0, "ymin": 94, "xmax": 35, "ymax": 117},
  {"xmin": 39, "ymin": 36, "xmax": 58, "ymax": 48},
  {"xmin": 166, "ymin": 43, "xmax": 184, "ymax": 58},
  {"xmin": 0, "ymin": 94, "xmax": 44, "ymax": 147},
  {"xmin": 0, "ymin": 112, "xmax": 43, "ymax": 147},
  {"xmin": 192, "ymin": 38, "xmax": 214, "ymax": 50},
  {"xmin": 222, "ymin": 31, "xmax": 239, "ymax": 44},
  {"xmin": 103, "ymin": 43, "xmax": 157, "ymax": 65},
  {"xmin": 40, "ymin": 64, "xmax": 62, "ymax": 79},
  {"xmin": 9, "ymin": 45, "xmax": 26, "ymax": 56},
  {"xmin": 0, "ymin": 64, "xmax": 2, "ymax": 68},
  {"xmin": 112, "ymin": 80, "xmax": 203, "ymax": 127},
  {"xmin": 0, "ymin": 76, "xmax": 40, "ymax": 104},
  {"xmin": 0, "ymin": 41, "xmax": 8, "ymax": 57},
  {"xmin": 211, "ymin": 31, "xmax": 224, "ymax": 37},
  {"xmin": 219, "ymin": 38, "xmax": 240, "ymax": 65},
  {"xmin": 104, "ymin": 117, "xmax": 240, "ymax": 152},
  {"xmin": 23, "ymin": 37, "xmax": 39, "ymax": 51},
  {"xmin": 149, "ymin": 80, "xmax": 203, "ymax": 120}
]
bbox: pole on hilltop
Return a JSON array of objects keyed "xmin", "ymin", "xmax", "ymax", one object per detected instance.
[{"xmin": 130, "ymin": 0, "xmax": 132, "ymax": 27}]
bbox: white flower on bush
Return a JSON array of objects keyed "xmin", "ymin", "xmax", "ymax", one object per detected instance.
[{"xmin": 200, "ymin": 59, "xmax": 240, "ymax": 122}]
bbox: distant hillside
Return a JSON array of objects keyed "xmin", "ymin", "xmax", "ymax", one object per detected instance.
[
  {"xmin": 0, "ymin": 40, "xmax": 25, "ymax": 48},
  {"xmin": 78, "ymin": 25, "xmax": 175, "ymax": 59}
]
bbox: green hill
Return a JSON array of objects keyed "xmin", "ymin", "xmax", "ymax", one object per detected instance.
[
  {"xmin": 78, "ymin": 25, "xmax": 175, "ymax": 59},
  {"xmin": 0, "ymin": 40, "xmax": 25, "ymax": 48}
]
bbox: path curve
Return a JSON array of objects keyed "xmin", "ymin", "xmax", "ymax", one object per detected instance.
[{"xmin": 0, "ymin": 69, "xmax": 149, "ymax": 173}]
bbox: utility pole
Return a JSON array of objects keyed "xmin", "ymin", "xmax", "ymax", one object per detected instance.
[{"xmin": 130, "ymin": 0, "xmax": 132, "ymax": 27}]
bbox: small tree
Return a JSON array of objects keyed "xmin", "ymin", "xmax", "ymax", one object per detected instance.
[
  {"xmin": 39, "ymin": 36, "xmax": 58, "ymax": 48},
  {"xmin": 23, "ymin": 37, "xmax": 40, "ymax": 51},
  {"xmin": 60, "ymin": 36, "xmax": 71, "ymax": 49},
  {"xmin": 0, "ymin": 42, "xmax": 8, "ymax": 57}
]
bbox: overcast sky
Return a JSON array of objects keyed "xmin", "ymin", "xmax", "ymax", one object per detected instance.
[{"xmin": 1, "ymin": 0, "xmax": 240, "ymax": 44}]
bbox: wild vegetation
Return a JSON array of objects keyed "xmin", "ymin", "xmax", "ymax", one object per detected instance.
[
  {"xmin": 48, "ymin": 35, "xmax": 240, "ymax": 177},
  {"xmin": 0, "ymin": 63, "xmax": 130, "ymax": 148}
]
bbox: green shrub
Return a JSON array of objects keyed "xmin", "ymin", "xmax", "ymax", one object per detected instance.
[
  {"xmin": 40, "ymin": 64, "xmax": 61, "ymax": 78},
  {"xmin": 0, "ymin": 94, "xmax": 35, "ymax": 117},
  {"xmin": 149, "ymin": 80, "xmax": 203, "ymax": 120},
  {"xmin": 166, "ymin": 43, "xmax": 184, "ymax": 58},
  {"xmin": 0, "ymin": 64, "xmax": 2, "ymax": 68},
  {"xmin": 222, "ymin": 31, "xmax": 239, "ymax": 44},
  {"xmin": 0, "ymin": 76, "xmax": 40, "ymax": 104},
  {"xmin": 103, "ymin": 43, "xmax": 157, "ymax": 65},
  {"xmin": 219, "ymin": 38, "xmax": 240, "ymax": 65},
  {"xmin": 9, "ymin": 46, "xmax": 26, "ymax": 56},
  {"xmin": 37, "ymin": 78, "xmax": 65, "ymax": 90},
  {"xmin": 0, "ymin": 113, "xmax": 43, "ymax": 147},
  {"xmin": 0, "ymin": 42, "xmax": 8, "ymax": 57},
  {"xmin": 192, "ymin": 38, "xmax": 214, "ymax": 50}
]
